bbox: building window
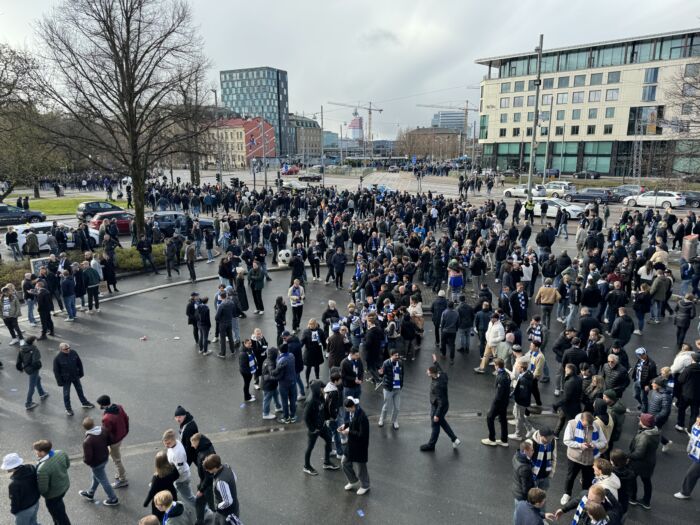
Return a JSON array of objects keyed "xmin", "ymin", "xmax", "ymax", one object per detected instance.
[
  {"xmin": 499, "ymin": 128, "xmax": 507, "ymax": 137},
  {"xmin": 572, "ymin": 109, "xmax": 581, "ymax": 120},
  {"xmin": 500, "ymin": 114, "xmax": 508, "ymax": 123},
  {"xmin": 555, "ymin": 126, "xmax": 564, "ymax": 136},
  {"xmin": 590, "ymin": 73, "xmax": 603, "ymax": 86},
  {"xmin": 587, "ymin": 125, "xmax": 596, "ymax": 135},
  {"xmin": 588, "ymin": 108, "xmax": 598, "ymax": 119},
  {"xmin": 527, "ymin": 112, "xmax": 534, "ymax": 122},
  {"xmin": 513, "ymin": 113, "xmax": 522, "ymax": 122},
  {"xmin": 574, "ymin": 74, "xmax": 586, "ymax": 87},
  {"xmin": 642, "ymin": 85, "xmax": 657, "ymax": 101},
  {"xmin": 605, "ymin": 88, "xmax": 619, "ymax": 101},
  {"xmin": 528, "ymin": 80, "xmax": 536, "ymax": 91},
  {"xmin": 513, "ymin": 96, "xmax": 524, "ymax": 107},
  {"xmin": 527, "ymin": 95, "xmax": 536, "ymax": 106},
  {"xmin": 607, "ymin": 71, "xmax": 621, "ymax": 84},
  {"xmin": 588, "ymin": 90, "xmax": 601, "ymax": 102},
  {"xmin": 541, "ymin": 111, "xmax": 551, "ymax": 122},
  {"xmin": 513, "ymin": 128, "xmax": 521, "ymax": 137},
  {"xmin": 556, "ymin": 110, "xmax": 565, "ymax": 120},
  {"xmin": 526, "ymin": 127, "xmax": 533, "ymax": 136},
  {"xmin": 514, "ymin": 81, "xmax": 525, "ymax": 92},
  {"xmin": 681, "ymin": 103, "xmax": 693, "ymax": 115},
  {"xmin": 501, "ymin": 82, "xmax": 512, "ymax": 93},
  {"xmin": 500, "ymin": 97, "xmax": 510, "ymax": 108},
  {"xmin": 543, "ymin": 78, "xmax": 554, "ymax": 89},
  {"xmin": 572, "ymin": 91, "xmax": 584, "ymax": 104},
  {"xmin": 556, "ymin": 93, "xmax": 568, "ymax": 104},
  {"xmin": 541, "ymin": 126, "xmax": 549, "ymax": 136},
  {"xmin": 558, "ymin": 77, "xmax": 570, "ymax": 88},
  {"xmin": 603, "ymin": 124, "xmax": 613, "ymax": 135},
  {"xmin": 571, "ymin": 125, "xmax": 580, "ymax": 135},
  {"xmin": 685, "ymin": 63, "xmax": 700, "ymax": 77},
  {"xmin": 542, "ymin": 94, "xmax": 553, "ymax": 106},
  {"xmin": 644, "ymin": 67, "xmax": 659, "ymax": 84},
  {"xmin": 605, "ymin": 107, "xmax": 615, "ymax": 118}
]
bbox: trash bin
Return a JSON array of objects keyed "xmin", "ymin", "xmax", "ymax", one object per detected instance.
[{"xmin": 682, "ymin": 234, "xmax": 698, "ymax": 261}]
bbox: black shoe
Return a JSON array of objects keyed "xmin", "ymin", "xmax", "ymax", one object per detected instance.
[
  {"xmin": 26, "ymin": 402, "xmax": 39, "ymax": 411},
  {"xmin": 40, "ymin": 393, "xmax": 49, "ymax": 401},
  {"xmin": 66, "ymin": 409, "xmax": 74, "ymax": 416},
  {"xmin": 79, "ymin": 490, "xmax": 94, "ymax": 500},
  {"xmin": 303, "ymin": 466, "xmax": 318, "ymax": 476},
  {"xmin": 103, "ymin": 498, "xmax": 119, "ymax": 506},
  {"xmin": 323, "ymin": 462, "xmax": 340, "ymax": 470},
  {"xmin": 629, "ymin": 499, "xmax": 639, "ymax": 506},
  {"xmin": 420, "ymin": 444, "xmax": 435, "ymax": 452},
  {"xmin": 81, "ymin": 402, "xmax": 95, "ymax": 409}
]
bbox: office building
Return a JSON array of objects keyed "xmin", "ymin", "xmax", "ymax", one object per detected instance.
[
  {"xmin": 431, "ymin": 111, "xmax": 467, "ymax": 131},
  {"xmin": 287, "ymin": 114, "xmax": 322, "ymax": 159},
  {"xmin": 219, "ymin": 67, "xmax": 290, "ymax": 155},
  {"xmin": 476, "ymin": 29, "xmax": 700, "ymax": 176},
  {"xmin": 323, "ymin": 131, "xmax": 339, "ymax": 148},
  {"xmin": 203, "ymin": 117, "xmax": 276, "ymax": 169}
]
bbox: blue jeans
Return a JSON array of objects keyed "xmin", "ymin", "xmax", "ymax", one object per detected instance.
[
  {"xmin": 636, "ymin": 311, "xmax": 645, "ymax": 331},
  {"xmin": 345, "ymin": 385, "xmax": 362, "ymax": 401},
  {"xmin": 652, "ymin": 299, "xmax": 664, "ymax": 320},
  {"xmin": 195, "ymin": 240, "xmax": 202, "ymax": 257},
  {"xmin": 279, "ymin": 383, "xmax": 298, "ymax": 419},
  {"xmin": 328, "ymin": 415, "xmax": 344, "ymax": 456},
  {"xmin": 557, "ymin": 223, "xmax": 569, "ymax": 239},
  {"xmin": 26, "ymin": 298, "xmax": 36, "ymax": 324},
  {"xmin": 681, "ymin": 279, "xmax": 691, "ymax": 297},
  {"xmin": 14, "ymin": 500, "xmax": 39, "ymax": 525},
  {"xmin": 26, "ymin": 372, "xmax": 46, "ymax": 407},
  {"xmin": 634, "ymin": 381, "xmax": 649, "ymax": 412},
  {"xmin": 64, "ymin": 295, "xmax": 76, "ymax": 319},
  {"xmin": 262, "ymin": 389, "xmax": 281, "ymax": 416},
  {"xmin": 207, "ymin": 248, "xmax": 214, "ymax": 262},
  {"xmin": 88, "ymin": 461, "xmax": 116, "ymax": 500},
  {"xmin": 295, "ymin": 373, "xmax": 306, "ymax": 396}
]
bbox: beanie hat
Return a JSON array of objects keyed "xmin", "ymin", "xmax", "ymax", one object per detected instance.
[
  {"xmin": 174, "ymin": 405, "xmax": 187, "ymax": 417},
  {"xmin": 639, "ymin": 413, "xmax": 656, "ymax": 428},
  {"xmin": 603, "ymin": 389, "xmax": 618, "ymax": 401}
]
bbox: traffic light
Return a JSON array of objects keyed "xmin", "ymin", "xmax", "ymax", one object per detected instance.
[
  {"xmin": 216, "ymin": 173, "xmax": 221, "ymax": 183},
  {"xmin": 176, "ymin": 177, "xmax": 181, "ymax": 184}
]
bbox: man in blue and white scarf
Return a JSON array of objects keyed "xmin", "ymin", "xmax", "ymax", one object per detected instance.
[
  {"xmin": 674, "ymin": 415, "xmax": 700, "ymax": 499},
  {"xmin": 530, "ymin": 426, "xmax": 557, "ymax": 490},
  {"xmin": 378, "ymin": 349, "xmax": 403, "ymax": 430},
  {"xmin": 561, "ymin": 412, "xmax": 607, "ymax": 506}
]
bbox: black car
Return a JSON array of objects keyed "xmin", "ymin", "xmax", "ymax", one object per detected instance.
[
  {"xmin": 573, "ymin": 170, "xmax": 601, "ymax": 179},
  {"xmin": 298, "ymin": 173, "xmax": 322, "ymax": 182},
  {"xmin": 611, "ymin": 187, "xmax": 638, "ymax": 203},
  {"xmin": 563, "ymin": 188, "xmax": 614, "ymax": 204},
  {"xmin": 683, "ymin": 191, "xmax": 700, "ymax": 208},
  {"xmin": 150, "ymin": 211, "xmax": 214, "ymax": 238},
  {"xmin": 76, "ymin": 201, "xmax": 124, "ymax": 221},
  {"xmin": 0, "ymin": 204, "xmax": 45, "ymax": 225}
]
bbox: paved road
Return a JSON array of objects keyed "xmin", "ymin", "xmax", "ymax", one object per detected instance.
[{"xmin": 1, "ymin": 259, "xmax": 699, "ymax": 524}]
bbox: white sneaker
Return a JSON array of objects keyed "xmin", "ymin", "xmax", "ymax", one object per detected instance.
[
  {"xmin": 297, "ymin": 395, "xmax": 305, "ymax": 401},
  {"xmin": 452, "ymin": 438, "xmax": 461, "ymax": 449},
  {"xmin": 393, "ymin": 422, "xmax": 399, "ymax": 430},
  {"xmin": 8, "ymin": 338, "xmax": 19, "ymax": 346},
  {"xmin": 356, "ymin": 487, "xmax": 370, "ymax": 495},
  {"xmin": 496, "ymin": 440, "xmax": 509, "ymax": 447},
  {"xmin": 633, "ymin": 329, "xmax": 642, "ymax": 335},
  {"xmin": 661, "ymin": 441, "xmax": 672, "ymax": 452},
  {"xmin": 212, "ymin": 337, "xmax": 219, "ymax": 343},
  {"xmin": 560, "ymin": 494, "xmax": 571, "ymax": 505},
  {"xmin": 344, "ymin": 482, "xmax": 360, "ymax": 491},
  {"xmin": 508, "ymin": 433, "xmax": 524, "ymax": 440},
  {"xmin": 481, "ymin": 438, "xmax": 497, "ymax": 446},
  {"xmin": 262, "ymin": 414, "xmax": 276, "ymax": 420},
  {"xmin": 554, "ymin": 389, "xmax": 561, "ymax": 396},
  {"xmin": 377, "ymin": 419, "xmax": 384, "ymax": 427},
  {"xmin": 674, "ymin": 491, "xmax": 690, "ymax": 500},
  {"xmin": 246, "ymin": 396, "xmax": 256, "ymax": 403}
]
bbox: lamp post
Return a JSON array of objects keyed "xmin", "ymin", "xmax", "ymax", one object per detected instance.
[
  {"xmin": 527, "ymin": 34, "xmax": 544, "ymax": 198},
  {"xmin": 542, "ymin": 95, "xmax": 554, "ymax": 185},
  {"xmin": 210, "ymin": 89, "xmax": 222, "ymax": 184}
]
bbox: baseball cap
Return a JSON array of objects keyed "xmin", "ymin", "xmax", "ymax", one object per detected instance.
[
  {"xmin": 1, "ymin": 453, "xmax": 23, "ymax": 470},
  {"xmin": 635, "ymin": 347, "xmax": 647, "ymax": 356}
]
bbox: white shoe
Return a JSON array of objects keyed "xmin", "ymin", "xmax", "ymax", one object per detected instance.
[
  {"xmin": 8, "ymin": 338, "xmax": 19, "ymax": 346},
  {"xmin": 674, "ymin": 491, "xmax": 690, "ymax": 500},
  {"xmin": 560, "ymin": 494, "xmax": 571, "ymax": 505},
  {"xmin": 212, "ymin": 337, "xmax": 219, "ymax": 343},
  {"xmin": 633, "ymin": 329, "xmax": 642, "ymax": 335},
  {"xmin": 481, "ymin": 438, "xmax": 497, "ymax": 446},
  {"xmin": 662, "ymin": 441, "xmax": 672, "ymax": 452},
  {"xmin": 377, "ymin": 419, "xmax": 384, "ymax": 427},
  {"xmin": 508, "ymin": 433, "xmax": 524, "ymax": 441},
  {"xmin": 393, "ymin": 422, "xmax": 399, "ymax": 430},
  {"xmin": 356, "ymin": 487, "xmax": 370, "ymax": 495},
  {"xmin": 297, "ymin": 395, "xmax": 305, "ymax": 401},
  {"xmin": 344, "ymin": 482, "xmax": 360, "ymax": 491},
  {"xmin": 496, "ymin": 440, "xmax": 509, "ymax": 447},
  {"xmin": 254, "ymin": 384, "xmax": 260, "ymax": 390},
  {"xmin": 29, "ymin": 322, "xmax": 38, "ymax": 327},
  {"xmin": 452, "ymin": 438, "xmax": 461, "ymax": 449},
  {"xmin": 554, "ymin": 389, "xmax": 561, "ymax": 396},
  {"xmin": 246, "ymin": 396, "xmax": 256, "ymax": 402},
  {"xmin": 262, "ymin": 414, "xmax": 276, "ymax": 420}
]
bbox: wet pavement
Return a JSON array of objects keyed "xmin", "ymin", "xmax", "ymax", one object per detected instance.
[{"xmin": 1, "ymin": 257, "xmax": 699, "ymax": 524}]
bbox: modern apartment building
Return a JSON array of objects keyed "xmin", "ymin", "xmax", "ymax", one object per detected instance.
[
  {"xmin": 219, "ymin": 67, "xmax": 290, "ymax": 156},
  {"xmin": 431, "ymin": 111, "xmax": 467, "ymax": 132},
  {"xmin": 476, "ymin": 29, "xmax": 700, "ymax": 176}
]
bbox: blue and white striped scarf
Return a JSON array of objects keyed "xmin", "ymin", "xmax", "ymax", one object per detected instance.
[
  {"xmin": 571, "ymin": 495, "xmax": 587, "ymax": 524},
  {"xmin": 531, "ymin": 440, "xmax": 553, "ymax": 479},
  {"xmin": 689, "ymin": 424, "xmax": 700, "ymax": 463},
  {"xmin": 393, "ymin": 362, "xmax": 401, "ymax": 390},
  {"xmin": 574, "ymin": 419, "xmax": 600, "ymax": 458},
  {"xmin": 248, "ymin": 352, "xmax": 257, "ymax": 374}
]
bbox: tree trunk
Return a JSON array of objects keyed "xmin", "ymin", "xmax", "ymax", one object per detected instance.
[
  {"xmin": 33, "ymin": 183, "xmax": 40, "ymax": 199},
  {"xmin": 131, "ymin": 165, "xmax": 146, "ymax": 237},
  {"xmin": 0, "ymin": 183, "xmax": 15, "ymax": 202}
]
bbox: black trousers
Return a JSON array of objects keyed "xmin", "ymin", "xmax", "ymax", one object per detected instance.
[
  {"xmin": 486, "ymin": 402, "xmax": 508, "ymax": 442},
  {"xmin": 252, "ymin": 289, "xmax": 264, "ymax": 312},
  {"xmin": 292, "ymin": 306, "xmax": 303, "ymax": 330},
  {"xmin": 677, "ymin": 396, "xmax": 700, "ymax": 429},
  {"xmin": 630, "ymin": 473, "xmax": 653, "ymax": 505},
  {"xmin": 87, "ymin": 287, "xmax": 99, "ymax": 310},
  {"xmin": 39, "ymin": 309, "xmax": 54, "ymax": 335},
  {"xmin": 190, "ymin": 323, "xmax": 199, "ymax": 343},
  {"xmin": 440, "ymin": 332, "xmax": 456, "ymax": 360},
  {"xmin": 310, "ymin": 260, "xmax": 320, "ymax": 278},
  {"xmin": 335, "ymin": 272, "xmax": 344, "ymax": 288},
  {"xmin": 305, "ymin": 428, "xmax": 332, "ymax": 468},
  {"xmin": 219, "ymin": 325, "xmax": 235, "ymax": 356},
  {"xmin": 564, "ymin": 459, "xmax": 594, "ymax": 495},
  {"xmin": 46, "ymin": 494, "xmax": 71, "ymax": 525},
  {"xmin": 241, "ymin": 372, "xmax": 253, "ymax": 400},
  {"xmin": 3, "ymin": 317, "xmax": 22, "ymax": 339},
  {"xmin": 187, "ymin": 261, "xmax": 196, "ymax": 281},
  {"xmin": 531, "ymin": 378, "xmax": 542, "ymax": 406},
  {"xmin": 428, "ymin": 407, "xmax": 457, "ymax": 446}
]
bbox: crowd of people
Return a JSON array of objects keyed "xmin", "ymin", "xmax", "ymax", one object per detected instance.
[{"xmin": 2, "ymin": 178, "xmax": 700, "ymax": 524}]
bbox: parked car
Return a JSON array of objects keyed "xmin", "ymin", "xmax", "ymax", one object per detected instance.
[
  {"xmin": 282, "ymin": 180, "xmax": 308, "ymax": 191},
  {"xmin": 610, "ymin": 187, "xmax": 639, "ymax": 203},
  {"xmin": 543, "ymin": 181, "xmax": 576, "ymax": 198},
  {"xmin": 16, "ymin": 222, "xmax": 98, "ymax": 254},
  {"xmin": 370, "ymin": 184, "xmax": 397, "ymax": 195},
  {"xmin": 0, "ymin": 203, "xmax": 45, "ymax": 225},
  {"xmin": 88, "ymin": 211, "xmax": 134, "ymax": 235},
  {"xmin": 517, "ymin": 197, "xmax": 584, "ymax": 220},
  {"xmin": 503, "ymin": 184, "xmax": 546, "ymax": 198},
  {"xmin": 76, "ymin": 201, "xmax": 124, "ymax": 221},
  {"xmin": 298, "ymin": 173, "xmax": 322, "ymax": 182},
  {"xmin": 283, "ymin": 165, "xmax": 300, "ymax": 175},
  {"xmin": 617, "ymin": 184, "xmax": 645, "ymax": 194},
  {"xmin": 573, "ymin": 170, "xmax": 601, "ymax": 179},
  {"xmin": 387, "ymin": 165, "xmax": 400, "ymax": 172},
  {"xmin": 563, "ymin": 188, "xmax": 614, "ymax": 203},
  {"xmin": 623, "ymin": 191, "xmax": 686, "ymax": 209},
  {"xmin": 148, "ymin": 211, "xmax": 214, "ymax": 238},
  {"xmin": 682, "ymin": 191, "xmax": 700, "ymax": 208}
]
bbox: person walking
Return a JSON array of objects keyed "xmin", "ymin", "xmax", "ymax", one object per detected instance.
[
  {"xmin": 632, "ymin": 347, "xmax": 658, "ymax": 413},
  {"xmin": 16, "ymin": 335, "xmax": 49, "ymax": 411},
  {"xmin": 196, "ymin": 296, "xmax": 212, "ymax": 356},
  {"xmin": 96, "ymin": 394, "xmax": 129, "ymax": 489},
  {"xmin": 239, "ymin": 339, "xmax": 257, "ymax": 403},
  {"xmin": 203, "ymin": 454, "xmax": 240, "ymax": 524},
  {"xmin": 676, "ymin": 351, "xmax": 700, "ymax": 432},
  {"xmin": 162, "ymin": 429, "xmax": 196, "ymax": 507},
  {"xmin": 215, "ymin": 294, "xmax": 238, "ymax": 358},
  {"xmin": 2, "ymin": 452, "xmax": 41, "ymax": 525},
  {"xmin": 190, "ymin": 433, "xmax": 216, "ymax": 525},
  {"xmin": 287, "ymin": 279, "xmax": 305, "ymax": 332},
  {"xmin": 81, "ymin": 261, "xmax": 101, "ymax": 313},
  {"xmin": 378, "ymin": 349, "xmax": 404, "ymax": 430},
  {"xmin": 340, "ymin": 397, "xmax": 371, "ymax": 495},
  {"xmin": 510, "ymin": 359, "xmax": 535, "ymax": 441},
  {"xmin": 303, "ymin": 380, "xmax": 339, "ymax": 475},
  {"xmin": 1, "ymin": 284, "xmax": 23, "ymax": 344},
  {"xmin": 273, "ymin": 342, "xmax": 298, "ymax": 423},
  {"xmin": 153, "ymin": 490, "xmax": 197, "ymax": 525},
  {"xmin": 248, "ymin": 260, "xmax": 265, "ymax": 314},
  {"xmin": 481, "ymin": 358, "xmax": 511, "ymax": 447},
  {"xmin": 529, "ymin": 427, "xmax": 558, "ymax": 490},
  {"xmin": 185, "ymin": 240, "xmax": 197, "ymax": 282},
  {"xmin": 52, "ymin": 342, "xmax": 94, "ymax": 416},
  {"xmin": 512, "ymin": 440, "xmax": 535, "ymax": 504},
  {"xmin": 420, "ymin": 353, "xmax": 461, "ymax": 451},
  {"xmin": 628, "ymin": 413, "xmax": 661, "ymax": 510},
  {"xmin": 674, "ymin": 415, "xmax": 700, "ymax": 500},
  {"xmin": 439, "ymin": 300, "xmax": 459, "ymax": 365},
  {"xmin": 33, "ymin": 439, "xmax": 72, "ymax": 525},
  {"xmin": 142, "ymin": 451, "xmax": 180, "ymax": 521},
  {"xmin": 560, "ymin": 411, "xmax": 608, "ymax": 505},
  {"xmin": 33, "ymin": 282, "xmax": 54, "ymax": 339},
  {"xmin": 553, "ymin": 364, "xmax": 583, "ymax": 437},
  {"xmin": 78, "ymin": 417, "xmax": 119, "ymax": 506}
]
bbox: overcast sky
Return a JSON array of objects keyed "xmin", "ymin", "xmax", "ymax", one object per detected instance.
[{"xmin": 1, "ymin": 0, "xmax": 698, "ymax": 138}]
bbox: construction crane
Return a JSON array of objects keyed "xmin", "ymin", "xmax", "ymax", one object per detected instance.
[
  {"xmin": 327, "ymin": 101, "xmax": 383, "ymax": 163},
  {"xmin": 416, "ymin": 101, "xmax": 479, "ymax": 160}
]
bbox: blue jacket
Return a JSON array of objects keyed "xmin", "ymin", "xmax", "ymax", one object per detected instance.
[
  {"xmin": 513, "ymin": 500, "xmax": 544, "ymax": 525},
  {"xmin": 60, "ymin": 277, "xmax": 76, "ymax": 298},
  {"xmin": 273, "ymin": 352, "xmax": 296, "ymax": 387}
]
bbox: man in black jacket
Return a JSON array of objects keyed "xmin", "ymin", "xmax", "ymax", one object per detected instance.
[
  {"xmin": 420, "ymin": 354, "xmax": 461, "ymax": 451},
  {"xmin": 577, "ymin": 307, "xmax": 602, "ymax": 346},
  {"xmin": 53, "ymin": 342, "xmax": 94, "ymax": 416},
  {"xmin": 34, "ymin": 282, "xmax": 54, "ymax": 340},
  {"xmin": 482, "ymin": 358, "xmax": 511, "ymax": 446},
  {"xmin": 174, "ymin": 406, "xmax": 199, "ymax": 467},
  {"xmin": 510, "ymin": 360, "xmax": 534, "ymax": 440},
  {"xmin": 610, "ymin": 307, "xmax": 635, "ymax": 348},
  {"xmin": 378, "ymin": 349, "xmax": 403, "ymax": 429},
  {"xmin": 676, "ymin": 351, "xmax": 700, "ymax": 431},
  {"xmin": 339, "ymin": 397, "xmax": 370, "ymax": 495},
  {"xmin": 363, "ymin": 313, "xmax": 384, "ymax": 385},
  {"xmin": 512, "ymin": 441, "xmax": 535, "ymax": 502},
  {"xmin": 431, "ymin": 291, "xmax": 448, "ymax": 345},
  {"xmin": 303, "ymin": 381, "xmax": 339, "ymax": 476},
  {"xmin": 2, "ymin": 452, "xmax": 41, "ymax": 523},
  {"xmin": 456, "ymin": 295, "xmax": 474, "ymax": 354},
  {"xmin": 554, "ymin": 364, "xmax": 583, "ymax": 436},
  {"xmin": 602, "ymin": 354, "xmax": 629, "ymax": 400},
  {"xmin": 340, "ymin": 348, "xmax": 364, "ymax": 400}
]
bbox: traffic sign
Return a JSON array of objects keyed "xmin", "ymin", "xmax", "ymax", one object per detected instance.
[{"xmin": 412, "ymin": 155, "xmax": 417, "ymax": 165}]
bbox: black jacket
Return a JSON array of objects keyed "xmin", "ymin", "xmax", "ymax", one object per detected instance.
[
  {"xmin": 603, "ymin": 363, "xmax": 630, "ymax": 396},
  {"xmin": 9, "ymin": 464, "xmax": 40, "ymax": 514},
  {"xmin": 457, "ymin": 302, "xmax": 475, "ymax": 330},
  {"xmin": 577, "ymin": 315, "xmax": 602, "ymax": 345},
  {"xmin": 493, "ymin": 369, "xmax": 511, "ymax": 406},
  {"xmin": 304, "ymin": 382, "xmax": 325, "ymax": 433},
  {"xmin": 513, "ymin": 370, "xmax": 533, "ymax": 407},
  {"xmin": 381, "ymin": 358, "xmax": 404, "ymax": 391},
  {"xmin": 431, "ymin": 297, "xmax": 448, "ymax": 326},
  {"xmin": 429, "ymin": 362, "xmax": 450, "ymax": 417},
  {"xmin": 16, "ymin": 343, "xmax": 42, "ymax": 375},
  {"xmin": 512, "ymin": 451, "xmax": 534, "ymax": 501},
  {"xmin": 341, "ymin": 357, "xmax": 364, "ymax": 388},
  {"xmin": 52, "ymin": 349, "xmax": 84, "ymax": 385},
  {"xmin": 679, "ymin": 362, "xmax": 700, "ymax": 401},
  {"xmin": 610, "ymin": 315, "xmax": 634, "ymax": 347},
  {"xmin": 345, "ymin": 406, "xmax": 370, "ymax": 463},
  {"xmin": 562, "ymin": 346, "xmax": 588, "ymax": 371},
  {"xmin": 178, "ymin": 412, "xmax": 199, "ymax": 466},
  {"xmin": 554, "ymin": 373, "xmax": 582, "ymax": 418}
]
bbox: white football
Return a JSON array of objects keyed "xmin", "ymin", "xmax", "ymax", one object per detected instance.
[{"xmin": 278, "ymin": 249, "xmax": 292, "ymax": 265}]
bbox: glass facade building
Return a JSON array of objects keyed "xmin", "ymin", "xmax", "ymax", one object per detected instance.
[{"xmin": 219, "ymin": 67, "xmax": 290, "ymax": 156}]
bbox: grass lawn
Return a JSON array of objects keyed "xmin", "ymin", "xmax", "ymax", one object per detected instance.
[{"xmin": 6, "ymin": 196, "xmax": 129, "ymax": 216}]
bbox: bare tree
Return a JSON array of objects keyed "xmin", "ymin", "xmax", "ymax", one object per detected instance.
[
  {"xmin": 663, "ymin": 63, "xmax": 700, "ymax": 178},
  {"xmin": 0, "ymin": 44, "xmax": 34, "ymax": 109},
  {"xmin": 31, "ymin": 0, "xmax": 208, "ymax": 233}
]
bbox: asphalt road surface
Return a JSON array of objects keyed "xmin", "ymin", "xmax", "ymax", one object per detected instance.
[{"xmin": 1, "ymin": 261, "xmax": 699, "ymax": 524}]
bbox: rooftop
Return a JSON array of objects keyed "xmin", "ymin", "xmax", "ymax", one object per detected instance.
[{"xmin": 475, "ymin": 27, "xmax": 700, "ymax": 67}]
